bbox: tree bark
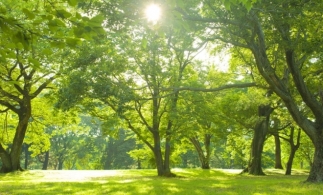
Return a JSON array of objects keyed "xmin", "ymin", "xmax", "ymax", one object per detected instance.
[
  {"xmin": 189, "ymin": 134, "xmax": 212, "ymax": 169},
  {"xmin": 153, "ymin": 131, "xmax": 166, "ymax": 176},
  {"xmin": 307, "ymin": 138, "xmax": 323, "ymax": 182},
  {"xmin": 58, "ymin": 159, "xmax": 64, "ymax": 170},
  {"xmin": 274, "ymin": 134, "xmax": 284, "ymax": 169},
  {"xmin": 104, "ymin": 137, "xmax": 115, "ymax": 170},
  {"xmin": 0, "ymin": 145, "xmax": 12, "ymax": 173},
  {"xmin": 42, "ymin": 151, "xmax": 49, "ymax": 170},
  {"xmin": 0, "ymin": 108, "xmax": 30, "ymax": 173},
  {"xmin": 284, "ymin": 127, "xmax": 301, "ymax": 175},
  {"xmin": 247, "ymin": 105, "xmax": 272, "ymax": 175},
  {"xmin": 23, "ymin": 143, "xmax": 29, "ymax": 170},
  {"xmin": 137, "ymin": 157, "xmax": 141, "ymax": 169}
]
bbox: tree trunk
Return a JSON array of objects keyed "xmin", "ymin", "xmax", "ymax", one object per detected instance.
[
  {"xmin": 164, "ymin": 120, "xmax": 172, "ymax": 175},
  {"xmin": 181, "ymin": 154, "xmax": 188, "ymax": 168},
  {"xmin": 154, "ymin": 142, "xmax": 164, "ymax": 176},
  {"xmin": 285, "ymin": 148, "xmax": 296, "ymax": 175},
  {"xmin": 137, "ymin": 157, "xmax": 141, "ymax": 169},
  {"xmin": 0, "ymin": 111, "xmax": 30, "ymax": 173},
  {"xmin": 163, "ymin": 137, "xmax": 172, "ymax": 174},
  {"xmin": 274, "ymin": 134, "xmax": 284, "ymax": 169},
  {"xmin": 58, "ymin": 159, "xmax": 64, "ymax": 170},
  {"xmin": 0, "ymin": 145, "xmax": 12, "ymax": 173},
  {"xmin": 104, "ymin": 138, "xmax": 115, "ymax": 170},
  {"xmin": 247, "ymin": 105, "xmax": 272, "ymax": 175},
  {"xmin": 23, "ymin": 143, "xmax": 29, "ymax": 170},
  {"xmin": 306, "ymin": 137, "xmax": 323, "ymax": 182},
  {"xmin": 189, "ymin": 134, "xmax": 211, "ymax": 169},
  {"xmin": 153, "ymin": 131, "xmax": 172, "ymax": 176},
  {"xmin": 285, "ymin": 127, "xmax": 301, "ymax": 175},
  {"xmin": 42, "ymin": 151, "xmax": 49, "ymax": 170}
]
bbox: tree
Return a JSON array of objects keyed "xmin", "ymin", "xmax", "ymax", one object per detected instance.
[
  {"xmin": 56, "ymin": 2, "xmax": 213, "ymax": 175},
  {"xmin": 180, "ymin": 0, "xmax": 323, "ymax": 182},
  {"xmin": 0, "ymin": 0, "xmax": 105, "ymax": 173},
  {"xmin": 101, "ymin": 128, "xmax": 136, "ymax": 170}
]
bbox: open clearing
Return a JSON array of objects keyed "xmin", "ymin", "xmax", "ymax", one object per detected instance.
[{"xmin": 0, "ymin": 169, "xmax": 322, "ymax": 194}]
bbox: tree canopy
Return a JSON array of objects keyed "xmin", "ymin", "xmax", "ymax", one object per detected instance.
[{"xmin": 1, "ymin": 0, "xmax": 323, "ymax": 183}]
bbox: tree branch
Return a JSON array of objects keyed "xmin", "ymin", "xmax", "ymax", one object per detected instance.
[
  {"xmin": 170, "ymin": 82, "xmax": 257, "ymax": 92},
  {"xmin": 30, "ymin": 75, "xmax": 57, "ymax": 98},
  {"xmin": 0, "ymin": 87, "xmax": 21, "ymax": 102},
  {"xmin": 0, "ymin": 100, "xmax": 19, "ymax": 113}
]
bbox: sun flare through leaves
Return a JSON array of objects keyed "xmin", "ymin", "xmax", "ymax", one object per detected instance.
[{"xmin": 145, "ymin": 4, "xmax": 161, "ymax": 23}]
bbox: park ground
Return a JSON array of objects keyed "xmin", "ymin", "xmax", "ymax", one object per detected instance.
[{"xmin": 0, "ymin": 169, "xmax": 323, "ymax": 194}]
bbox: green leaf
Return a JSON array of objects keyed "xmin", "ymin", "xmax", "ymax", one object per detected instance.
[
  {"xmin": 66, "ymin": 37, "xmax": 80, "ymax": 47},
  {"xmin": 224, "ymin": 1, "xmax": 231, "ymax": 10},
  {"xmin": 28, "ymin": 57, "xmax": 41, "ymax": 69},
  {"xmin": 22, "ymin": 8, "xmax": 35, "ymax": 20},
  {"xmin": 67, "ymin": 0, "xmax": 78, "ymax": 6},
  {"xmin": 73, "ymin": 26, "xmax": 84, "ymax": 37},
  {"xmin": 0, "ymin": 5, "xmax": 7, "ymax": 14},
  {"xmin": 54, "ymin": 18, "xmax": 66, "ymax": 27},
  {"xmin": 42, "ymin": 48, "xmax": 53, "ymax": 55},
  {"xmin": 56, "ymin": 9, "xmax": 72, "ymax": 19},
  {"xmin": 244, "ymin": 1, "xmax": 253, "ymax": 11},
  {"xmin": 88, "ymin": 14, "xmax": 104, "ymax": 27},
  {"xmin": 50, "ymin": 41, "xmax": 65, "ymax": 49},
  {"xmin": 0, "ymin": 20, "xmax": 10, "ymax": 33}
]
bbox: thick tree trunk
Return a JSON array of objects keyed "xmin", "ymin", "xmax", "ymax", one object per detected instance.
[
  {"xmin": 306, "ymin": 139, "xmax": 323, "ymax": 182},
  {"xmin": 153, "ymin": 132, "xmax": 163, "ymax": 175},
  {"xmin": 247, "ymin": 105, "xmax": 272, "ymax": 175},
  {"xmin": 23, "ymin": 143, "xmax": 29, "ymax": 170},
  {"xmin": 0, "ymin": 112, "xmax": 29, "ymax": 173},
  {"xmin": 153, "ymin": 132, "xmax": 173, "ymax": 176},
  {"xmin": 0, "ymin": 145, "xmax": 12, "ymax": 173},
  {"xmin": 274, "ymin": 134, "xmax": 284, "ymax": 169},
  {"xmin": 42, "ymin": 151, "xmax": 49, "ymax": 170}
]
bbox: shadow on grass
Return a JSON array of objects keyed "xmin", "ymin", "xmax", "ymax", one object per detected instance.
[{"xmin": 1, "ymin": 169, "xmax": 322, "ymax": 195}]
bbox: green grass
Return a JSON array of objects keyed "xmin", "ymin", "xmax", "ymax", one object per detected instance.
[{"xmin": 0, "ymin": 168, "xmax": 322, "ymax": 194}]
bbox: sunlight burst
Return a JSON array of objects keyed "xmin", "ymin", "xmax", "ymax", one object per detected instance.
[{"xmin": 145, "ymin": 4, "xmax": 161, "ymax": 23}]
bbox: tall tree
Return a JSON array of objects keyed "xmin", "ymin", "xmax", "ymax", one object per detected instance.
[
  {"xmin": 180, "ymin": 0, "xmax": 323, "ymax": 182},
  {"xmin": 0, "ymin": 0, "xmax": 105, "ymax": 172}
]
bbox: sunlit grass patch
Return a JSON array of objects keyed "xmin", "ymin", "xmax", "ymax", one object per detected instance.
[{"xmin": 1, "ymin": 169, "xmax": 323, "ymax": 194}]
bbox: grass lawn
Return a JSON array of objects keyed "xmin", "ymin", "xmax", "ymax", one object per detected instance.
[{"xmin": 0, "ymin": 168, "xmax": 323, "ymax": 194}]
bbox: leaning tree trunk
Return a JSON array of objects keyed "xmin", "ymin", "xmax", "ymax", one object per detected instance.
[
  {"xmin": 274, "ymin": 134, "xmax": 284, "ymax": 169},
  {"xmin": 247, "ymin": 105, "xmax": 273, "ymax": 175}
]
